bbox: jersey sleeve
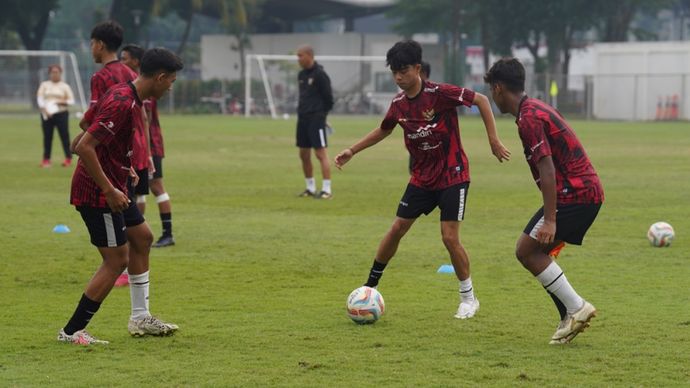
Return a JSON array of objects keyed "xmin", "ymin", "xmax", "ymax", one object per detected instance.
[
  {"xmin": 86, "ymin": 94, "xmax": 132, "ymax": 146},
  {"xmin": 519, "ymin": 115, "xmax": 552, "ymax": 163},
  {"xmin": 318, "ymin": 71, "xmax": 334, "ymax": 113},
  {"xmin": 64, "ymin": 83, "xmax": 75, "ymax": 105},
  {"xmin": 437, "ymin": 84, "xmax": 475, "ymax": 110},
  {"xmin": 380, "ymin": 101, "xmax": 398, "ymax": 131},
  {"xmin": 90, "ymin": 74, "xmax": 105, "ymax": 106}
]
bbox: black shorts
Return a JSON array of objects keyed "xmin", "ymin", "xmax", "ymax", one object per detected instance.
[
  {"xmin": 396, "ymin": 182, "xmax": 469, "ymax": 221},
  {"xmin": 77, "ymin": 202, "xmax": 145, "ymax": 247},
  {"xmin": 152, "ymin": 156, "xmax": 163, "ymax": 179},
  {"xmin": 296, "ymin": 113, "xmax": 327, "ymax": 149},
  {"xmin": 77, "ymin": 206, "xmax": 126, "ymax": 247},
  {"xmin": 523, "ymin": 203, "xmax": 602, "ymax": 245},
  {"xmin": 134, "ymin": 169, "xmax": 149, "ymax": 196}
]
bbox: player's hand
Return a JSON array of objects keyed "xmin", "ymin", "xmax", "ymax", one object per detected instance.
[
  {"xmin": 536, "ymin": 219, "xmax": 556, "ymax": 245},
  {"xmin": 490, "ymin": 140, "xmax": 511, "ymax": 162},
  {"xmin": 129, "ymin": 166, "xmax": 140, "ymax": 187},
  {"xmin": 334, "ymin": 148, "xmax": 354, "ymax": 170},
  {"xmin": 105, "ymin": 188, "xmax": 130, "ymax": 213},
  {"xmin": 148, "ymin": 156, "xmax": 156, "ymax": 178}
]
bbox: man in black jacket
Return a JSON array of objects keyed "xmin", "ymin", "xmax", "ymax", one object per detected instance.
[{"xmin": 296, "ymin": 45, "xmax": 334, "ymax": 199}]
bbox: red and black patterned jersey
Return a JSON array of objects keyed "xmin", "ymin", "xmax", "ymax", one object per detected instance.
[
  {"xmin": 83, "ymin": 61, "xmax": 137, "ymax": 124},
  {"xmin": 380, "ymin": 80, "xmax": 475, "ymax": 190},
  {"xmin": 144, "ymin": 98, "xmax": 164, "ymax": 157},
  {"xmin": 71, "ymin": 82, "xmax": 143, "ymax": 208},
  {"xmin": 517, "ymin": 96, "xmax": 604, "ymax": 205}
]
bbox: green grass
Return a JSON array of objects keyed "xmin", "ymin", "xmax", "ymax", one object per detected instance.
[{"xmin": 1, "ymin": 114, "xmax": 689, "ymax": 386}]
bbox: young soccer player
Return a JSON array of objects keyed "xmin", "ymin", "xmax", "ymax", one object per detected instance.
[
  {"xmin": 484, "ymin": 58, "xmax": 603, "ymax": 344},
  {"xmin": 121, "ymin": 44, "xmax": 174, "ymax": 247},
  {"xmin": 58, "ymin": 46, "xmax": 183, "ymax": 345},
  {"xmin": 334, "ymin": 40, "xmax": 510, "ymax": 319}
]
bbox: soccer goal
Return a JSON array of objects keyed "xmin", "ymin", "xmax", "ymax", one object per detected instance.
[
  {"xmin": 0, "ymin": 50, "xmax": 87, "ymax": 115},
  {"xmin": 244, "ymin": 54, "xmax": 397, "ymax": 118}
]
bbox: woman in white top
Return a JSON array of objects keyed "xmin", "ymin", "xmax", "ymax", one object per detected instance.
[{"xmin": 37, "ymin": 64, "xmax": 75, "ymax": 167}]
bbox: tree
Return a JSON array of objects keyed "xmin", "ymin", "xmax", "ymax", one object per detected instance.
[
  {"xmin": 153, "ymin": 0, "xmax": 204, "ymax": 54},
  {"xmin": 0, "ymin": 0, "xmax": 60, "ymax": 107},
  {"xmin": 109, "ymin": 0, "xmax": 155, "ymax": 44},
  {"xmin": 387, "ymin": 0, "xmax": 478, "ymax": 84}
]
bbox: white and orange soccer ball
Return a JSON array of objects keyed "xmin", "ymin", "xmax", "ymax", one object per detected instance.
[
  {"xmin": 647, "ymin": 222, "xmax": 675, "ymax": 247},
  {"xmin": 346, "ymin": 286, "xmax": 385, "ymax": 324}
]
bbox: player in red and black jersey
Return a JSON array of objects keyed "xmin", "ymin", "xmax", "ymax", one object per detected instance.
[
  {"xmin": 72, "ymin": 23, "xmax": 153, "ymax": 290},
  {"xmin": 484, "ymin": 58, "xmax": 603, "ymax": 344},
  {"xmin": 335, "ymin": 40, "xmax": 511, "ymax": 319},
  {"xmin": 58, "ymin": 48, "xmax": 184, "ymax": 345},
  {"xmin": 122, "ymin": 44, "xmax": 174, "ymax": 247},
  {"xmin": 142, "ymin": 97, "xmax": 176, "ymax": 247}
]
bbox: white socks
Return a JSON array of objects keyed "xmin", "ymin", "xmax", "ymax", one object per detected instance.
[
  {"xmin": 322, "ymin": 179, "xmax": 331, "ymax": 194},
  {"xmin": 459, "ymin": 277, "xmax": 475, "ymax": 303},
  {"xmin": 305, "ymin": 177, "xmax": 316, "ymax": 193},
  {"xmin": 305, "ymin": 178, "xmax": 332, "ymax": 194},
  {"xmin": 129, "ymin": 271, "xmax": 151, "ymax": 320},
  {"xmin": 536, "ymin": 261, "xmax": 583, "ymax": 314}
]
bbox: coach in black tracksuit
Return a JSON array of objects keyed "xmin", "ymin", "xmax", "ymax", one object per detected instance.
[{"xmin": 296, "ymin": 45, "xmax": 335, "ymax": 199}]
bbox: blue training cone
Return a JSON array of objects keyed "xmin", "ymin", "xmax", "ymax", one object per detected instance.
[
  {"xmin": 52, "ymin": 224, "xmax": 71, "ymax": 233},
  {"xmin": 437, "ymin": 264, "xmax": 454, "ymax": 274}
]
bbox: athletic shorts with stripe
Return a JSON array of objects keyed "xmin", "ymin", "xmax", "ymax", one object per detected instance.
[
  {"xmin": 397, "ymin": 182, "xmax": 469, "ymax": 221},
  {"xmin": 523, "ymin": 203, "xmax": 602, "ymax": 245},
  {"xmin": 296, "ymin": 113, "xmax": 328, "ymax": 149},
  {"xmin": 77, "ymin": 202, "xmax": 145, "ymax": 247}
]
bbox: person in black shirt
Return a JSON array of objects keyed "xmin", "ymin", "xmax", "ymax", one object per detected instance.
[{"xmin": 296, "ymin": 45, "xmax": 334, "ymax": 199}]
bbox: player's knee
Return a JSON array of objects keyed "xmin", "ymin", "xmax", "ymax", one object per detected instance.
[
  {"xmin": 515, "ymin": 246, "xmax": 530, "ymax": 264},
  {"xmin": 389, "ymin": 220, "xmax": 411, "ymax": 238},
  {"xmin": 155, "ymin": 193, "xmax": 170, "ymax": 203},
  {"xmin": 129, "ymin": 228, "xmax": 154, "ymax": 251},
  {"xmin": 441, "ymin": 232, "xmax": 459, "ymax": 248}
]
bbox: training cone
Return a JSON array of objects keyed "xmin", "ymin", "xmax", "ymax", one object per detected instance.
[
  {"xmin": 437, "ymin": 264, "xmax": 454, "ymax": 274},
  {"xmin": 52, "ymin": 224, "xmax": 71, "ymax": 233}
]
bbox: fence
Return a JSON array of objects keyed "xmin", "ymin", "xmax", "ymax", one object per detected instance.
[{"xmin": 1, "ymin": 52, "xmax": 688, "ymax": 121}]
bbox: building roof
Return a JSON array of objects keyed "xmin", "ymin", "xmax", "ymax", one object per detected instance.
[{"xmin": 257, "ymin": 0, "xmax": 395, "ymax": 32}]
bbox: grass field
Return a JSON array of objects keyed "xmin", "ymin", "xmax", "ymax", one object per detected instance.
[{"xmin": 1, "ymin": 113, "xmax": 689, "ymax": 386}]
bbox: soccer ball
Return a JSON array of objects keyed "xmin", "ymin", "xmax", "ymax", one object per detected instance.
[
  {"xmin": 346, "ymin": 286, "xmax": 385, "ymax": 324},
  {"xmin": 647, "ymin": 222, "xmax": 675, "ymax": 247}
]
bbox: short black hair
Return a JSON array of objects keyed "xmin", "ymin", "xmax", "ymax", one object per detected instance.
[
  {"xmin": 484, "ymin": 58, "xmax": 525, "ymax": 93},
  {"xmin": 140, "ymin": 48, "xmax": 184, "ymax": 77},
  {"xmin": 421, "ymin": 61, "xmax": 431, "ymax": 78},
  {"xmin": 121, "ymin": 44, "xmax": 145, "ymax": 62},
  {"xmin": 386, "ymin": 40, "xmax": 422, "ymax": 71},
  {"xmin": 90, "ymin": 21, "xmax": 124, "ymax": 52}
]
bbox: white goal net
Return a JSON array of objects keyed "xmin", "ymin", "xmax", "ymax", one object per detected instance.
[
  {"xmin": 244, "ymin": 54, "xmax": 398, "ymax": 118},
  {"xmin": 0, "ymin": 50, "xmax": 87, "ymax": 115}
]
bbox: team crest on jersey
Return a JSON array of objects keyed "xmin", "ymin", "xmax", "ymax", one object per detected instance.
[{"xmin": 422, "ymin": 109, "xmax": 435, "ymax": 121}]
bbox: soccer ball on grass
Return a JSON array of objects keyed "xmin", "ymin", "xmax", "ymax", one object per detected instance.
[
  {"xmin": 647, "ymin": 222, "xmax": 674, "ymax": 247},
  {"xmin": 346, "ymin": 286, "xmax": 384, "ymax": 324}
]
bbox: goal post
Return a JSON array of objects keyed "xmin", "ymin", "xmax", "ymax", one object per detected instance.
[
  {"xmin": 244, "ymin": 54, "xmax": 395, "ymax": 118},
  {"xmin": 0, "ymin": 50, "xmax": 87, "ymax": 114}
]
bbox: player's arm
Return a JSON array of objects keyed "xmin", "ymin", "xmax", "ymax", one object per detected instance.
[
  {"xmin": 74, "ymin": 133, "xmax": 130, "ymax": 212},
  {"xmin": 473, "ymin": 92, "xmax": 511, "ymax": 162},
  {"xmin": 142, "ymin": 107, "xmax": 155, "ymax": 174},
  {"xmin": 334, "ymin": 126, "xmax": 393, "ymax": 169},
  {"xmin": 318, "ymin": 71, "xmax": 334, "ymax": 113},
  {"xmin": 36, "ymin": 83, "xmax": 48, "ymax": 118},
  {"xmin": 535, "ymin": 155, "xmax": 557, "ymax": 245}
]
